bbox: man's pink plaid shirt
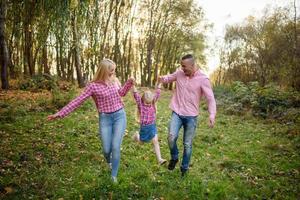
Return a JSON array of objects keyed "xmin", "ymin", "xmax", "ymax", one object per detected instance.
[{"xmin": 56, "ymin": 80, "xmax": 133, "ymax": 118}]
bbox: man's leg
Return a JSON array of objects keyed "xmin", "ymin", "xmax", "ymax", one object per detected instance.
[
  {"xmin": 168, "ymin": 112, "xmax": 182, "ymax": 170},
  {"xmin": 181, "ymin": 116, "xmax": 197, "ymax": 175}
]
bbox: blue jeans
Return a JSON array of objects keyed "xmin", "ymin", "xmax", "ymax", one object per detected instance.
[
  {"xmin": 168, "ymin": 111, "xmax": 197, "ymax": 171},
  {"xmin": 99, "ymin": 108, "xmax": 126, "ymax": 177}
]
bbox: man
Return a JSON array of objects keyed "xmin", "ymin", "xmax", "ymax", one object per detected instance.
[{"xmin": 159, "ymin": 54, "xmax": 216, "ymax": 176}]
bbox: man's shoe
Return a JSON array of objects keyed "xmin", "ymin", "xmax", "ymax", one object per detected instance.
[
  {"xmin": 168, "ymin": 159, "xmax": 178, "ymax": 170},
  {"xmin": 180, "ymin": 167, "xmax": 188, "ymax": 177}
]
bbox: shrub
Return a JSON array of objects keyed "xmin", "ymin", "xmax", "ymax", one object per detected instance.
[
  {"xmin": 19, "ymin": 74, "xmax": 58, "ymax": 91},
  {"xmin": 51, "ymin": 86, "xmax": 77, "ymax": 109},
  {"xmin": 214, "ymin": 82, "xmax": 300, "ymax": 123}
]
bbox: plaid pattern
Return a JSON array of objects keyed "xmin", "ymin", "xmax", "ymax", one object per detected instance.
[
  {"xmin": 133, "ymin": 88, "xmax": 161, "ymax": 125},
  {"xmin": 56, "ymin": 79, "xmax": 133, "ymax": 118}
]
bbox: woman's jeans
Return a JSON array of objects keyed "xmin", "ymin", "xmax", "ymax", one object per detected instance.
[
  {"xmin": 99, "ymin": 108, "xmax": 126, "ymax": 177},
  {"xmin": 168, "ymin": 111, "xmax": 197, "ymax": 171}
]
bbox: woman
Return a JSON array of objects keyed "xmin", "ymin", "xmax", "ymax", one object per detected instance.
[{"xmin": 47, "ymin": 59, "xmax": 134, "ymax": 183}]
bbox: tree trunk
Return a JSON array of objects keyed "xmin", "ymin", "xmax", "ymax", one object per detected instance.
[
  {"xmin": 23, "ymin": 1, "xmax": 35, "ymax": 77},
  {"xmin": 71, "ymin": 10, "xmax": 84, "ymax": 88},
  {"xmin": 42, "ymin": 44, "xmax": 50, "ymax": 74},
  {"xmin": 293, "ymin": 0, "xmax": 299, "ymax": 90},
  {"xmin": 0, "ymin": 0, "xmax": 9, "ymax": 89},
  {"xmin": 100, "ymin": 1, "xmax": 114, "ymax": 60}
]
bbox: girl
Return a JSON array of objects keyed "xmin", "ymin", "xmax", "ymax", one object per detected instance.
[
  {"xmin": 47, "ymin": 59, "xmax": 134, "ymax": 183},
  {"xmin": 132, "ymin": 83, "xmax": 166, "ymax": 165}
]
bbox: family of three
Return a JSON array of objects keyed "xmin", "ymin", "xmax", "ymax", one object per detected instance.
[{"xmin": 47, "ymin": 54, "xmax": 217, "ymax": 183}]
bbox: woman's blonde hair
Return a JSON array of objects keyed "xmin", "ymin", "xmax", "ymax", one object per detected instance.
[{"xmin": 92, "ymin": 59, "xmax": 116, "ymax": 82}]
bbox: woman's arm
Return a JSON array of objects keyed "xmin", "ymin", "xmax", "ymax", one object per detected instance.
[
  {"xmin": 118, "ymin": 78, "xmax": 135, "ymax": 97},
  {"xmin": 48, "ymin": 83, "xmax": 93, "ymax": 120}
]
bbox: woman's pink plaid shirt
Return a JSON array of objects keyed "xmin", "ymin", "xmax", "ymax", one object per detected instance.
[
  {"xmin": 133, "ymin": 89, "xmax": 161, "ymax": 125},
  {"xmin": 56, "ymin": 79, "xmax": 133, "ymax": 118}
]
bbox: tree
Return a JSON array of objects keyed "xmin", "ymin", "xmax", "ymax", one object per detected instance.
[
  {"xmin": 217, "ymin": 5, "xmax": 300, "ymax": 90},
  {"xmin": 0, "ymin": 0, "xmax": 9, "ymax": 89}
]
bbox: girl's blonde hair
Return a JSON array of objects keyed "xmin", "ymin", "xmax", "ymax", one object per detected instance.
[{"xmin": 92, "ymin": 59, "xmax": 116, "ymax": 82}]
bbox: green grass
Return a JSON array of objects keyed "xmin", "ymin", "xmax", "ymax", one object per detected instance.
[{"xmin": 0, "ymin": 89, "xmax": 299, "ymax": 199}]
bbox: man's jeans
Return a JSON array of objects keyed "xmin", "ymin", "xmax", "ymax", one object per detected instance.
[
  {"xmin": 99, "ymin": 108, "xmax": 126, "ymax": 177},
  {"xmin": 168, "ymin": 111, "xmax": 197, "ymax": 171}
]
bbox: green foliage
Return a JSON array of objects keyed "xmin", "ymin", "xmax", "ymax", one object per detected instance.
[
  {"xmin": 215, "ymin": 81, "xmax": 300, "ymax": 124},
  {"xmin": 18, "ymin": 74, "xmax": 58, "ymax": 91},
  {"xmin": 0, "ymin": 90, "xmax": 299, "ymax": 199},
  {"xmin": 51, "ymin": 86, "xmax": 77, "ymax": 109},
  {"xmin": 217, "ymin": 5, "xmax": 300, "ymax": 90}
]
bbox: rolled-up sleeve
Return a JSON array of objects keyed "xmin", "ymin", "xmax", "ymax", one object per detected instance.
[
  {"xmin": 201, "ymin": 78, "xmax": 217, "ymax": 120},
  {"xmin": 161, "ymin": 70, "xmax": 178, "ymax": 83}
]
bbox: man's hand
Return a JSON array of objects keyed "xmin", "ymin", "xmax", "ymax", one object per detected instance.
[{"xmin": 209, "ymin": 117, "xmax": 215, "ymax": 128}]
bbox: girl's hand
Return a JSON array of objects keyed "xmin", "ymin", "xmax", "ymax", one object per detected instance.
[
  {"xmin": 47, "ymin": 114, "xmax": 59, "ymax": 121},
  {"xmin": 132, "ymin": 85, "xmax": 138, "ymax": 92},
  {"xmin": 156, "ymin": 82, "xmax": 162, "ymax": 89},
  {"xmin": 158, "ymin": 76, "xmax": 163, "ymax": 83}
]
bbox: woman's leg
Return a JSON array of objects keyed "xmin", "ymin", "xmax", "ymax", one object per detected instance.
[
  {"xmin": 111, "ymin": 109, "xmax": 126, "ymax": 178},
  {"xmin": 99, "ymin": 113, "xmax": 113, "ymax": 164}
]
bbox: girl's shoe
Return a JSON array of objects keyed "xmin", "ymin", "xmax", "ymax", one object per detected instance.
[
  {"xmin": 159, "ymin": 159, "xmax": 167, "ymax": 165},
  {"xmin": 132, "ymin": 132, "xmax": 140, "ymax": 142}
]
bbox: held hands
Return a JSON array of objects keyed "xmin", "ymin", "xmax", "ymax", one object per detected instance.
[
  {"xmin": 158, "ymin": 76, "xmax": 163, "ymax": 83},
  {"xmin": 156, "ymin": 82, "xmax": 162, "ymax": 89},
  {"xmin": 128, "ymin": 77, "xmax": 136, "ymax": 85}
]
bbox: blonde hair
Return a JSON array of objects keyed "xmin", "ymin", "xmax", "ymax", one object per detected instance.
[
  {"xmin": 92, "ymin": 59, "xmax": 116, "ymax": 82},
  {"xmin": 142, "ymin": 90, "xmax": 155, "ymax": 104}
]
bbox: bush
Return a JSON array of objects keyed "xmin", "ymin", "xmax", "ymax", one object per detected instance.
[
  {"xmin": 19, "ymin": 74, "xmax": 58, "ymax": 91},
  {"xmin": 215, "ymin": 82, "xmax": 300, "ymax": 123},
  {"xmin": 51, "ymin": 86, "xmax": 77, "ymax": 109}
]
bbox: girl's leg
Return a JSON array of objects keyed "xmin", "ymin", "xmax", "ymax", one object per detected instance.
[
  {"xmin": 152, "ymin": 135, "xmax": 166, "ymax": 164},
  {"xmin": 111, "ymin": 109, "xmax": 126, "ymax": 178},
  {"xmin": 99, "ymin": 113, "xmax": 113, "ymax": 164}
]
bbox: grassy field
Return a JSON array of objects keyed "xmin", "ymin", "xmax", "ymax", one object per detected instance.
[{"xmin": 0, "ymin": 89, "xmax": 299, "ymax": 199}]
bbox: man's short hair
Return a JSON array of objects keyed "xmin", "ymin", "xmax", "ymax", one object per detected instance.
[{"xmin": 181, "ymin": 54, "xmax": 194, "ymax": 60}]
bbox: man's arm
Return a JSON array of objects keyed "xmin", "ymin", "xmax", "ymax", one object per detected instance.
[
  {"xmin": 158, "ymin": 69, "xmax": 179, "ymax": 84},
  {"xmin": 201, "ymin": 78, "xmax": 217, "ymax": 128}
]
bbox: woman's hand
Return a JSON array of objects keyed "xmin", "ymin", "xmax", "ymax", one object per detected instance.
[
  {"xmin": 128, "ymin": 77, "xmax": 136, "ymax": 85},
  {"xmin": 47, "ymin": 114, "xmax": 59, "ymax": 121}
]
